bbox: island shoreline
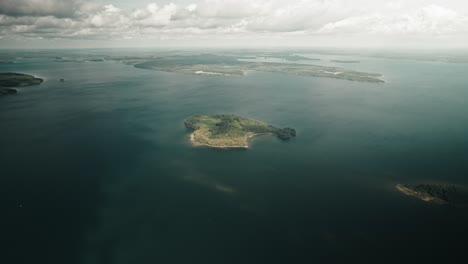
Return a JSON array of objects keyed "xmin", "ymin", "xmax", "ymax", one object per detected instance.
[
  {"xmin": 396, "ymin": 184, "xmax": 447, "ymax": 204},
  {"xmin": 189, "ymin": 132, "xmax": 274, "ymax": 149}
]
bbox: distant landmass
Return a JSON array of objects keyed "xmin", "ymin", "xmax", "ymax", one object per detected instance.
[
  {"xmin": 396, "ymin": 184, "xmax": 468, "ymax": 206},
  {"xmin": 331, "ymin": 60, "xmax": 360, "ymax": 63},
  {"xmin": 184, "ymin": 114, "xmax": 296, "ymax": 148},
  {"xmin": 133, "ymin": 54, "xmax": 384, "ymax": 83},
  {"xmin": 277, "ymin": 55, "xmax": 321, "ymax": 61},
  {"xmin": 0, "ymin": 72, "xmax": 43, "ymax": 96}
]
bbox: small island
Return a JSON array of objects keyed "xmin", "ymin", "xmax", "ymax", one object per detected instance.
[
  {"xmin": 0, "ymin": 72, "xmax": 43, "ymax": 96},
  {"xmin": 396, "ymin": 184, "xmax": 468, "ymax": 206},
  {"xmin": 184, "ymin": 114, "xmax": 296, "ymax": 148}
]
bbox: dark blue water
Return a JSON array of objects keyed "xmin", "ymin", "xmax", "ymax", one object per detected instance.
[{"xmin": 1, "ymin": 51, "xmax": 468, "ymax": 263}]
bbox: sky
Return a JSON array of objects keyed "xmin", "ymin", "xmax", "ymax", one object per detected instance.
[{"xmin": 0, "ymin": 0, "xmax": 467, "ymax": 49}]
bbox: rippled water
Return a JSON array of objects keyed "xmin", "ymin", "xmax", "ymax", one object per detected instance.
[{"xmin": 1, "ymin": 50, "xmax": 468, "ymax": 263}]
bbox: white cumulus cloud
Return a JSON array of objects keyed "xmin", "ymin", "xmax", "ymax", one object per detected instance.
[
  {"xmin": 0, "ymin": 0, "xmax": 467, "ymax": 47},
  {"xmin": 318, "ymin": 4, "xmax": 468, "ymax": 35}
]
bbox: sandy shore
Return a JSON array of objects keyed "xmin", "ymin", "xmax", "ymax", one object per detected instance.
[
  {"xmin": 189, "ymin": 132, "xmax": 272, "ymax": 149},
  {"xmin": 194, "ymin": 70, "xmax": 225, "ymax": 76}
]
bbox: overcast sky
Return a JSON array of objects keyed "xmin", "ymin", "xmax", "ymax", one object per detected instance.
[{"xmin": 0, "ymin": 0, "xmax": 467, "ymax": 49}]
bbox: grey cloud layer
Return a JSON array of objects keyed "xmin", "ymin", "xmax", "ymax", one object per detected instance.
[
  {"xmin": 1, "ymin": 0, "xmax": 467, "ymax": 41},
  {"xmin": 0, "ymin": 0, "xmax": 87, "ymax": 18}
]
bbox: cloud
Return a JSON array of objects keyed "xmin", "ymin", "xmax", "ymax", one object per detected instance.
[
  {"xmin": 132, "ymin": 3, "xmax": 178, "ymax": 27},
  {"xmin": 245, "ymin": 1, "xmax": 352, "ymax": 33},
  {"xmin": 88, "ymin": 5, "xmax": 129, "ymax": 28},
  {"xmin": 318, "ymin": 4, "xmax": 468, "ymax": 35},
  {"xmin": 194, "ymin": 0, "xmax": 271, "ymax": 19},
  {"xmin": 0, "ymin": 0, "xmax": 467, "ymax": 46},
  {"xmin": 0, "ymin": 0, "xmax": 89, "ymax": 18}
]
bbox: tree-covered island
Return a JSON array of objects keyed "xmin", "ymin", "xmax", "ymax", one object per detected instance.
[
  {"xmin": 184, "ymin": 114, "xmax": 296, "ymax": 148},
  {"xmin": 396, "ymin": 184, "xmax": 468, "ymax": 206},
  {"xmin": 0, "ymin": 72, "xmax": 43, "ymax": 96}
]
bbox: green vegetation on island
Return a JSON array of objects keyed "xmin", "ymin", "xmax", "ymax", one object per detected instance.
[
  {"xmin": 396, "ymin": 184, "xmax": 468, "ymax": 206},
  {"xmin": 0, "ymin": 72, "xmax": 43, "ymax": 96},
  {"xmin": 184, "ymin": 114, "xmax": 296, "ymax": 148}
]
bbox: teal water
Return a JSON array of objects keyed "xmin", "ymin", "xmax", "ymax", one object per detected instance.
[{"xmin": 1, "ymin": 50, "xmax": 468, "ymax": 263}]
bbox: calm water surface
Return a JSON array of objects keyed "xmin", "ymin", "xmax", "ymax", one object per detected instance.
[{"xmin": 1, "ymin": 50, "xmax": 468, "ymax": 263}]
